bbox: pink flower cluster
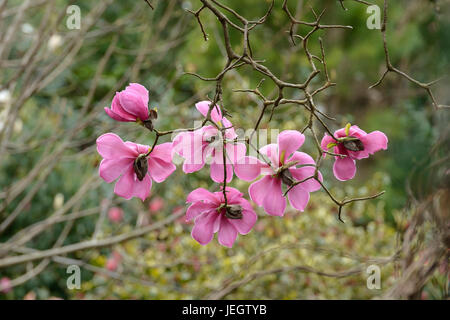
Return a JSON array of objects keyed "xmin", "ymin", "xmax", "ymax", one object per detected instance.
[
  {"xmin": 320, "ymin": 124, "xmax": 388, "ymax": 181},
  {"xmin": 186, "ymin": 187, "xmax": 257, "ymax": 248},
  {"xmin": 97, "ymin": 133, "xmax": 175, "ymax": 201},
  {"xmin": 97, "ymin": 83, "xmax": 388, "ymax": 248},
  {"xmin": 235, "ymin": 130, "xmax": 322, "ymax": 217},
  {"xmin": 172, "ymin": 101, "xmax": 246, "ymax": 183}
]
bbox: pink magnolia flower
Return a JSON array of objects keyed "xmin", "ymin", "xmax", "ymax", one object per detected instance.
[
  {"xmin": 108, "ymin": 207, "xmax": 123, "ymax": 223},
  {"xmin": 104, "ymin": 83, "xmax": 154, "ymax": 123},
  {"xmin": 235, "ymin": 130, "xmax": 322, "ymax": 217},
  {"xmin": 186, "ymin": 187, "xmax": 257, "ymax": 248},
  {"xmin": 106, "ymin": 251, "xmax": 121, "ymax": 271},
  {"xmin": 0, "ymin": 277, "xmax": 11, "ymax": 294},
  {"xmin": 320, "ymin": 124, "xmax": 388, "ymax": 181},
  {"xmin": 172, "ymin": 101, "xmax": 246, "ymax": 183},
  {"xmin": 106, "ymin": 257, "xmax": 119, "ymax": 271},
  {"xmin": 149, "ymin": 196, "xmax": 164, "ymax": 213},
  {"xmin": 97, "ymin": 133, "xmax": 175, "ymax": 201}
]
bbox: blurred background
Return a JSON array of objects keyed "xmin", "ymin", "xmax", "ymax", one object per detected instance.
[{"xmin": 0, "ymin": 0, "xmax": 448, "ymax": 299}]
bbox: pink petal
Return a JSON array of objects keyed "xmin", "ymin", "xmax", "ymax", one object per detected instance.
[
  {"xmin": 114, "ymin": 166, "xmax": 152, "ymax": 201},
  {"xmin": 201, "ymin": 125, "xmax": 218, "ymax": 141},
  {"xmin": 183, "ymin": 160, "xmax": 206, "ymax": 173},
  {"xmin": 277, "ymin": 130, "xmax": 305, "ymax": 162},
  {"xmin": 335, "ymin": 144, "xmax": 349, "ymax": 158},
  {"xmin": 104, "ymin": 107, "xmax": 133, "ymax": 122},
  {"xmin": 136, "ymin": 143, "xmax": 151, "ymax": 154},
  {"xmin": 228, "ymin": 207, "xmax": 257, "ymax": 235},
  {"xmin": 99, "ymin": 159, "xmax": 132, "ymax": 183},
  {"xmin": 361, "ymin": 131, "xmax": 388, "ymax": 155},
  {"xmin": 222, "ymin": 187, "xmax": 243, "ymax": 202},
  {"xmin": 222, "ymin": 118, "xmax": 237, "ymax": 139},
  {"xmin": 111, "ymin": 95, "xmax": 136, "ymax": 121},
  {"xmin": 183, "ymin": 159, "xmax": 206, "ymax": 174},
  {"xmin": 289, "ymin": 166, "xmax": 322, "ymax": 192},
  {"xmin": 187, "ymin": 188, "xmax": 218, "ymax": 204},
  {"xmin": 347, "ymin": 150, "xmax": 368, "ymax": 160},
  {"xmin": 261, "ymin": 177, "xmax": 286, "ymax": 216},
  {"xmin": 335, "ymin": 125, "xmax": 367, "ymax": 139},
  {"xmin": 348, "ymin": 125, "xmax": 367, "ymax": 137},
  {"xmin": 173, "ymin": 131, "xmax": 205, "ymax": 172},
  {"xmin": 118, "ymin": 90, "xmax": 148, "ymax": 121},
  {"xmin": 218, "ymin": 215, "xmax": 238, "ymax": 248},
  {"xmin": 172, "ymin": 132, "xmax": 185, "ymax": 156},
  {"xmin": 147, "ymin": 157, "xmax": 176, "ymax": 183},
  {"xmin": 347, "ymin": 130, "xmax": 387, "ymax": 160},
  {"xmin": 234, "ymin": 156, "xmax": 265, "ymax": 181},
  {"xmin": 249, "ymin": 176, "xmax": 286, "ymax": 216},
  {"xmin": 210, "ymin": 163, "xmax": 233, "ymax": 183},
  {"xmin": 333, "ymin": 157, "xmax": 356, "ymax": 181},
  {"xmin": 191, "ymin": 211, "xmax": 219, "ymax": 245},
  {"xmin": 195, "ymin": 100, "xmax": 223, "ymax": 123},
  {"xmin": 259, "ymin": 144, "xmax": 279, "ymax": 168},
  {"xmin": 237, "ymin": 197, "xmax": 254, "ymax": 212},
  {"xmin": 126, "ymin": 83, "xmax": 149, "ymax": 107},
  {"xmin": 287, "ymin": 184, "xmax": 310, "ymax": 212},
  {"xmin": 287, "ymin": 151, "xmax": 315, "ymax": 166},
  {"xmin": 124, "ymin": 141, "xmax": 140, "ymax": 154},
  {"xmin": 225, "ymin": 142, "xmax": 246, "ymax": 164},
  {"xmin": 150, "ymin": 142, "xmax": 173, "ymax": 162},
  {"xmin": 213, "ymin": 214, "xmax": 221, "ymax": 233},
  {"xmin": 248, "ymin": 175, "xmax": 271, "ymax": 206},
  {"xmin": 96, "ymin": 133, "xmax": 138, "ymax": 159},
  {"xmin": 320, "ymin": 134, "xmax": 337, "ymax": 155},
  {"xmin": 186, "ymin": 202, "xmax": 217, "ymax": 221}
]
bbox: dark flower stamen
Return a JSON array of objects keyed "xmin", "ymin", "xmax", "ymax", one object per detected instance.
[
  {"xmin": 225, "ymin": 205, "xmax": 243, "ymax": 219},
  {"xmin": 142, "ymin": 109, "xmax": 158, "ymax": 131},
  {"xmin": 342, "ymin": 137, "xmax": 364, "ymax": 152},
  {"xmin": 279, "ymin": 169, "xmax": 294, "ymax": 186},
  {"xmin": 133, "ymin": 154, "xmax": 148, "ymax": 181}
]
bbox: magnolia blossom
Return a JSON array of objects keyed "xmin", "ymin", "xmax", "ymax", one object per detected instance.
[
  {"xmin": 0, "ymin": 277, "xmax": 11, "ymax": 294},
  {"xmin": 97, "ymin": 133, "xmax": 175, "ymax": 201},
  {"xmin": 235, "ymin": 130, "xmax": 322, "ymax": 217},
  {"xmin": 106, "ymin": 252, "xmax": 121, "ymax": 271},
  {"xmin": 172, "ymin": 101, "xmax": 246, "ymax": 183},
  {"xmin": 321, "ymin": 124, "xmax": 388, "ymax": 181},
  {"xmin": 108, "ymin": 207, "xmax": 124, "ymax": 223},
  {"xmin": 104, "ymin": 83, "xmax": 156, "ymax": 125},
  {"xmin": 186, "ymin": 187, "xmax": 257, "ymax": 248},
  {"xmin": 149, "ymin": 197, "xmax": 164, "ymax": 213}
]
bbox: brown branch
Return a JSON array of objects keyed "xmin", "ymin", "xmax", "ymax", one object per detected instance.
[{"xmin": 370, "ymin": 0, "xmax": 449, "ymax": 110}]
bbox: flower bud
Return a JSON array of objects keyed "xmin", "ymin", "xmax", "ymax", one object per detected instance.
[
  {"xmin": 133, "ymin": 154, "xmax": 148, "ymax": 181},
  {"xmin": 142, "ymin": 109, "xmax": 158, "ymax": 131},
  {"xmin": 225, "ymin": 204, "xmax": 243, "ymax": 219},
  {"xmin": 142, "ymin": 119, "xmax": 154, "ymax": 131}
]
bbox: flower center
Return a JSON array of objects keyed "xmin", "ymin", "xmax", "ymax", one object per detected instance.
[
  {"xmin": 205, "ymin": 133, "xmax": 222, "ymax": 150},
  {"xmin": 224, "ymin": 204, "xmax": 243, "ymax": 219},
  {"xmin": 341, "ymin": 136, "xmax": 364, "ymax": 152},
  {"xmin": 278, "ymin": 168, "xmax": 294, "ymax": 186},
  {"xmin": 133, "ymin": 154, "xmax": 148, "ymax": 181}
]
